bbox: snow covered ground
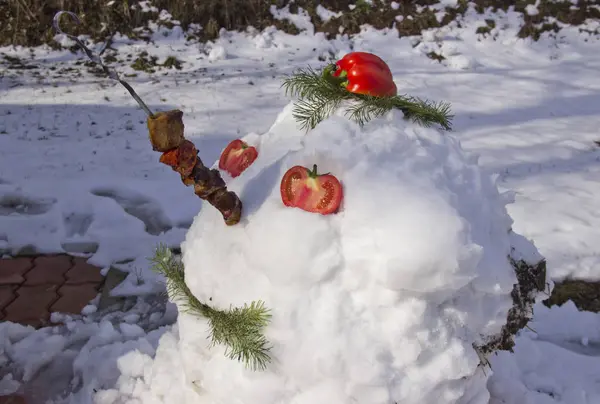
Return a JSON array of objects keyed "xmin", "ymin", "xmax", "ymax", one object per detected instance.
[{"xmin": 1, "ymin": 3, "xmax": 600, "ymax": 404}]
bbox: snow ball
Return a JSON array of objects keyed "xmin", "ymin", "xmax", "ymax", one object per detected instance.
[
  {"xmin": 315, "ymin": 5, "xmax": 342, "ymax": 22},
  {"xmin": 82, "ymin": 304, "xmax": 98, "ymax": 315},
  {"xmin": 447, "ymin": 54, "xmax": 475, "ymax": 70},
  {"xmin": 525, "ymin": 4, "xmax": 539, "ymax": 15},
  {"xmin": 123, "ymin": 313, "xmax": 141, "ymax": 324},
  {"xmin": 208, "ymin": 46, "xmax": 227, "ymax": 62},
  {"xmin": 119, "ymin": 323, "xmax": 146, "ymax": 339},
  {"xmin": 117, "ymin": 350, "xmax": 154, "ymax": 378}
]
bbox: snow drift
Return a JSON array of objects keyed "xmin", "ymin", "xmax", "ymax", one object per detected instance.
[{"xmin": 98, "ymin": 103, "xmax": 546, "ymax": 404}]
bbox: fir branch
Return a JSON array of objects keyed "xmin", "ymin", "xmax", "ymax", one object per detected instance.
[
  {"xmin": 281, "ymin": 65, "xmax": 343, "ymax": 100},
  {"xmin": 392, "ymin": 95, "xmax": 453, "ymax": 130},
  {"xmin": 209, "ymin": 301, "xmax": 272, "ymax": 370},
  {"xmin": 344, "ymin": 96, "xmax": 392, "ymax": 127},
  {"xmin": 282, "ymin": 66, "xmax": 351, "ymax": 130},
  {"xmin": 149, "ymin": 245, "xmax": 272, "ymax": 371},
  {"xmin": 282, "ymin": 66, "xmax": 454, "ymax": 130},
  {"xmin": 347, "ymin": 94, "xmax": 453, "ymax": 130},
  {"xmin": 292, "ymin": 94, "xmax": 343, "ymax": 131}
]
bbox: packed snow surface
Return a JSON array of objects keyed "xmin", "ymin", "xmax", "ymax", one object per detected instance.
[
  {"xmin": 2, "ymin": 2, "xmax": 600, "ymax": 404},
  {"xmin": 168, "ymin": 104, "xmax": 524, "ymax": 404}
]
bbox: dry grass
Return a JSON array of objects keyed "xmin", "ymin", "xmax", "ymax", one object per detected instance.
[
  {"xmin": 544, "ymin": 279, "xmax": 600, "ymax": 313},
  {"xmin": 1, "ymin": 0, "xmax": 599, "ymax": 48},
  {"xmin": 1, "ymin": 0, "xmax": 289, "ymax": 46}
]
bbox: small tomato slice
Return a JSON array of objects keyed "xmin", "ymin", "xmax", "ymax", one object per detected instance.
[
  {"xmin": 280, "ymin": 165, "xmax": 343, "ymax": 215},
  {"xmin": 218, "ymin": 139, "xmax": 258, "ymax": 178}
]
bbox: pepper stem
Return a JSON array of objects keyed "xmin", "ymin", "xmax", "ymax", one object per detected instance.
[
  {"xmin": 322, "ymin": 64, "xmax": 348, "ymax": 89},
  {"xmin": 322, "ymin": 64, "xmax": 337, "ymax": 78},
  {"xmin": 322, "ymin": 64, "xmax": 348, "ymax": 84}
]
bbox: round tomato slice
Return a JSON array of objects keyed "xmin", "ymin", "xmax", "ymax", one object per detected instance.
[
  {"xmin": 280, "ymin": 165, "xmax": 343, "ymax": 215},
  {"xmin": 218, "ymin": 139, "xmax": 258, "ymax": 178}
]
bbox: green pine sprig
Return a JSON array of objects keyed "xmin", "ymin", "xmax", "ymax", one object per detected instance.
[
  {"xmin": 281, "ymin": 66, "xmax": 344, "ymax": 131},
  {"xmin": 292, "ymin": 94, "xmax": 344, "ymax": 132},
  {"xmin": 149, "ymin": 245, "xmax": 272, "ymax": 371},
  {"xmin": 281, "ymin": 65, "xmax": 453, "ymax": 131}
]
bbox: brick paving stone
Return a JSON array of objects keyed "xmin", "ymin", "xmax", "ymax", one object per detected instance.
[
  {"xmin": 0, "ymin": 286, "xmax": 16, "ymax": 311},
  {"xmin": 65, "ymin": 257, "xmax": 104, "ymax": 285},
  {"xmin": 4, "ymin": 285, "xmax": 59, "ymax": 328},
  {"xmin": 0, "ymin": 258, "xmax": 34, "ymax": 284},
  {"xmin": 24, "ymin": 255, "xmax": 73, "ymax": 286},
  {"xmin": 51, "ymin": 284, "xmax": 99, "ymax": 314},
  {"xmin": 0, "ymin": 395, "xmax": 27, "ymax": 404}
]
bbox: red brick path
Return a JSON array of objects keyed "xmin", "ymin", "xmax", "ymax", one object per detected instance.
[
  {"xmin": 0, "ymin": 255, "xmax": 104, "ymax": 328},
  {"xmin": 0, "ymin": 396, "xmax": 27, "ymax": 404}
]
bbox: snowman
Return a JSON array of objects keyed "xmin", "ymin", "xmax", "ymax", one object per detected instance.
[{"xmin": 145, "ymin": 53, "xmax": 547, "ymax": 404}]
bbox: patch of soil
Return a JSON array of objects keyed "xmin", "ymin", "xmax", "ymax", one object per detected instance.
[
  {"xmin": 2, "ymin": 0, "xmax": 599, "ymax": 48},
  {"xmin": 544, "ymin": 279, "xmax": 600, "ymax": 313}
]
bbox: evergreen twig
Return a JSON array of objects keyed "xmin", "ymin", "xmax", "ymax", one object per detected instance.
[
  {"xmin": 292, "ymin": 95, "xmax": 343, "ymax": 132},
  {"xmin": 150, "ymin": 245, "xmax": 272, "ymax": 371},
  {"xmin": 281, "ymin": 66, "xmax": 453, "ymax": 130}
]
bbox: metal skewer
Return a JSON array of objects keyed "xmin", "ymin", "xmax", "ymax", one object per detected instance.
[{"xmin": 53, "ymin": 11, "xmax": 155, "ymax": 118}]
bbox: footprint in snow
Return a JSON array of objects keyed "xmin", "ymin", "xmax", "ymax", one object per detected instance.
[
  {"xmin": 0, "ymin": 192, "xmax": 56, "ymax": 216},
  {"xmin": 90, "ymin": 187, "xmax": 172, "ymax": 236},
  {"xmin": 537, "ymin": 336, "xmax": 600, "ymax": 357},
  {"xmin": 62, "ymin": 211, "xmax": 94, "ymax": 237},
  {"xmin": 61, "ymin": 210, "xmax": 99, "ymax": 254}
]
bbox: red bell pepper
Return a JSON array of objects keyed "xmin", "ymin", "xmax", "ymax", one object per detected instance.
[{"xmin": 327, "ymin": 52, "xmax": 397, "ymax": 97}]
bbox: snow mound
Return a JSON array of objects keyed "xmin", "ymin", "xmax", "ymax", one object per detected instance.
[
  {"xmin": 165, "ymin": 103, "xmax": 544, "ymax": 404},
  {"xmin": 0, "ymin": 296, "xmax": 177, "ymax": 404}
]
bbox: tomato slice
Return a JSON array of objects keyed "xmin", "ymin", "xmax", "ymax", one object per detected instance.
[
  {"xmin": 280, "ymin": 165, "xmax": 343, "ymax": 215},
  {"xmin": 218, "ymin": 139, "xmax": 258, "ymax": 178}
]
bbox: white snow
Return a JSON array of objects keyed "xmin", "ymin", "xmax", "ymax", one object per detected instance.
[
  {"xmin": 270, "ymin": 5, "xmax": 315, "ymax": 34},
  {"xmin": 138, "ymin": 1, "xmax": 158, "ymax": 13},
  {"xmin": 525, "ymin": 4, "xmax": 540, "ymax": 16},
  {"xmin": 207, "ymin": 45, "xmax": 227, "ymax": 62},
  {"xmin": 315, "ymin": 5, "xmax": 342, "ymax": 22},
  {"xmin": 1, "ymin": 2, "xmax": 600, "ymax": 404},
  {"xmin": 489, "ymin": 302, "xmax": 600, "ymax": 404}
]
